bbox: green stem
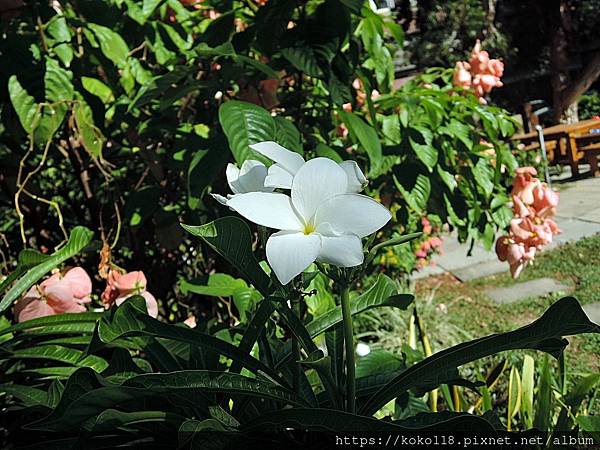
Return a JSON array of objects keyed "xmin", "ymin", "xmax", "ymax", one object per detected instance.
[
  {"xmin": 291, "ymin": 296, "xmax": 301, "ymax": 395},
  {"xmin": 340, "ymin": 285, "xmax": 356, "ymax": 413}
]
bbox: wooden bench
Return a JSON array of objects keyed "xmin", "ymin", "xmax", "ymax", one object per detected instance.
[{"xmin": 575, "ymin": 134, "xmax": 600, "ymax": 177}]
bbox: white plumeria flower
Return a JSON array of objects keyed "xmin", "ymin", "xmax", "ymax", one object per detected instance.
[
  {"xmin": 250, "ymin": 141, "xmax": 368, "ymax": 193},
  {"xmin": 227, "ymin": 157, "xmax": 391, "ymax": 285},
  {"xmin": 212, "ymin": 159, "xmax": 274, "ymax": 205}
]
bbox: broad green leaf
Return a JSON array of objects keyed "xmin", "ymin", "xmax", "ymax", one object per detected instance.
[
  {"xmin": 124, "ymin": 370, "xmax": 304, "ymax": 406},
  {"xmin": 83, "ymin": 409, "xmax": 180, "ymax": 432},
  {"xmin": 88, "ymin": 23, "xmax": 130, "ymax": 68},
  {"xmin": 180, "ymin": 273, "xmax": 248, "ymax": 297},
  {"xmin": 73, "ymin": 100, "xmax": 104, "ymax": 157},
  {"xmin": 339, "ymin": 111, "xmax": 382, "ymax": 176},
  {"xmin": 281, "ymin": 47, "xmax": 323, "ymax": 77},
  {"xmin": 81, "ymin": 77, "xmax": 114, "ymax": 103},
  {"xmin": 409, "ymin": 127, "xmax": 438, "ymax": 171},
  {"xmin": 5, "ymin": 345, "xmax": 108, "ymax": 372},
  {"xmin": 273, "ymin": 116, "xmax": 301, "ymax": 153},
  {"xmin": 577, "ymin": 415, "xmax": 600, "ymax": 441},
  {"xmin": 361, "ymin": 297, "xmax": 599, "ymax": 415},
  {"xmin": 181, "ymin": 217, "xmax": 273, "ymax": 296},
  {"xmin": 0, "ymin": 226, "xmax": 94, "ymax": 314},
  {"xmin": 0, "ymin": 384, "xmax": 48, "ymax": 407},
  {"xmin": 0, "ymin": 312, "xmax": 100, "ymax": 337},
  {"xmin": 218, "ymin": 100, "xmax": 276, "ymax": 165},
  {"xmin": 8, "ymin": 75, "xmax": 40, "ymax": 135}
]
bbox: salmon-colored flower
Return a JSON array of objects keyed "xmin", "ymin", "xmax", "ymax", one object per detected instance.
[
  {"xmin": 102, "ymin": 269, "xmax": 158, "ymax": 318},
  {"xmin": 452, "ymin": 61, "xmax": 472, "ymax": 88},
  {"xmin": 14, "ymin": 267, "xmax": 91, "ymax": 322},
  {"xmin": 532, "ymin": 184, "xmax": 559, "ymax": 217}
]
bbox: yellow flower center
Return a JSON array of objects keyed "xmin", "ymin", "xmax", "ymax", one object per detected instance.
[{"xmin": 303, "ymin": 223, "xmax": 316, "ymax": 235}]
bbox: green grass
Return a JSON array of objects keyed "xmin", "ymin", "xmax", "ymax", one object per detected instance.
[
  {"xmin": 355, "ymin": 234, "xmax": 600, "ymax": 422},
  {"xmin": 413, "ymin": 233, "xmax": 600, "ymax": 374}
]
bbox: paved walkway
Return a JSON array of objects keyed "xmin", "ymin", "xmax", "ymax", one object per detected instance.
[{"xmin": 416, "ymin": 172, "xmax": 600, "ymax": 281}]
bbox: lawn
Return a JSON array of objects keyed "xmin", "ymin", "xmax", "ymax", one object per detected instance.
[{"xmin": 414, "ymin": 233, "xmax": 600, "ymax": 374}]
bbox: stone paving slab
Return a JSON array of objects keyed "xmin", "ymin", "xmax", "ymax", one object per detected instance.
[
  {"xmin": 485, "ymin": 278, "xmax": 571, "ymax": 304},
  {"xmin": 583, "ymin": 303, "xmax": 600, "ymax": 325}
]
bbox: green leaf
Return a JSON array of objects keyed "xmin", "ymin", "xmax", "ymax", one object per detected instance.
[
  {"xmin": 521, "ymin": 355, "xmax": 535, "ymax": 428},
  {"xmin": 218, "ymin": 101, "xmax": 276, "ymax": 165},
  {"xmin": 98, "ymin": 297, "xmax": 285, "ymax": 385},
  {"xmin": 533, "ymin": 355, "xmax": 553, "ymax": 432},
  {"xmin": 339, "ymin": 111, "xmax": 382, "ymax": 177},
  {"xmin": 361, "ymin": 297, "xmax": 599, "ymax": 415},
  {"xmin": 0, "ymin": 384, "xmax": 49, "ymax": 407},
  {"xmin": 181, "ymin": 217, "xmax": 272, "ymax": 296},
  {"xmin": 307, "ymin": 275, "xmax": 412, "ymax": 337},
  {"xmin": 180, "ymin": 273, "xmax": 248, "ymax": 297},
  {"xmin": 130, "ymin": 66, "xmax": 190, "ymax": 110},
  {"xmin": 8, "ymin": 75, "xmax": 40, "ymax": 135},
  {"xmin": 83, "ymin": 409, "xmax": 180, "ymax": 433},
  {"xmin": 0, "ymin": 249, "xmax": 50, "ymax": 295},
  {"xmin": 273, "ymin": 117, "xmax": 301, "ymax": 153},
  {"xmin": 507, "ymin": 366, "xmax": 521, "ymax": 429},
  {"xmin": 409, "ymin": 127, "xmax": 438, "ymax": 171},
  {"xmin": 81, "ymin": 77, "xmax": 114, "ymax": 103},
  {"xmin": 0, "ymin": 226, "xmax": 94, "ymax": 314},
  {"xmin": 124, "ymin": 370, "xmax": 304, "ymax": 406},
  {"xmin": 0, "ymin": 312, "xmax": 100, "ymax": 337},
  {"xmin": 556, "ymin": 373, "xmax": 600, "ymax": 430},
  {"xmin": 280, "ymin": 47, "xmax": 323, "ymax": 77},
  {"xmin": 88, "ymin": 23, "xmax": 130, "ymax": 68},
  {"xmin": 5, "ymin": 345, "xmax": 108, "ymax": 372},
  {"xmin": 73, "ymin": 100, "xmax": 104, "ymax": 157}
]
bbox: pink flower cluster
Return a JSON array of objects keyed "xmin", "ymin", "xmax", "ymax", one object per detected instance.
[
  {"xmin": 14, "ymin": 267, "xmax": 92, "ymax": 323},
  {"xmin": 495, "ymin": 167, "xmax": 561, "ymax": 278},
  {"xmin": 415, "ymin": 217, "xmax": 444, "ymax": 270},
  {"xmin": 102, "ymin": 270, "xmax": 158, "ymax": 318},
  {"xmin": 452, "ymin": 40, "xmax": 504, "ymax": 104}
]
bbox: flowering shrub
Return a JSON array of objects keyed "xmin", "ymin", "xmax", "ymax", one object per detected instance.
[{"xmin": 495, "ymin": 167, "xmax": 561, "ymax": 277}]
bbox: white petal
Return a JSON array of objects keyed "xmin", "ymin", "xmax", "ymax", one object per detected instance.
[
  {"xmin": 227, "ymin": 192, "xmax": 303, "ymax": 231},
  {"xmin": 250, "ymin": 141, "xmax": 305, "ymax": 174},
  {"xmin": 291, "ymin": 158, "xmax": 348, "ymax": 222},
  {"xmin": 266, "ymin": 231, "xmax": 321, "ymax": 285},
  {"xmin": 317, "ymin": 234, "xmax": 364, "ymax": 267},
  {"xmin": 339, "ymin": 160, "xmax": 367, "ymax": 193},
  {"xmin": 211, "ymin": 193, "xmax": 229, "ymax": 206},
  {"xmin": 314, "ymin": 194, "xmax": 391, "ymax": 238},
  {"xmin": 237, "ymin": 160, "xmax": 271, "ymax": 193},
  {"xmin": 264, "ymin": 164, "xmax": 294, "ymax": 189},
  {"xmin": 226, "ymin": 163, "xmax": 243, "ymax": 194}
]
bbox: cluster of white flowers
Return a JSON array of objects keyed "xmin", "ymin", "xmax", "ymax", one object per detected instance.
[{"xmin": 213, "ymin": 142, "xmax": 391, "ymax": 285}]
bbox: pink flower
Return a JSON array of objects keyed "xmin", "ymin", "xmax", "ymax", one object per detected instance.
[
  {"xmin": 13, "ymin": 267, "xmax": 91, "ymax": 322},
  {"xmin": 532, "ymin": 184, "xmax": 559, "ymax": 218},
  {"xmin": 511, "ymin": 167, "xmax": 539, "ymax": 205},
  {"xmin": 421, "ymin": 217, "xmax": 432, "ymax": 235},
  {"xmin": 102, "ymin": 269, "xmax": 158, "ymax": 318},
  {"xmin": 184, "ymin": 315, "xmax": 197, "ymax": 328},
  {"xmin": 452, "ymin": 61, "xmax": 472, "ymax": 88},
  {"xmin": 512, "ymin": 195, "xmax": 532, "ymax": 218}
]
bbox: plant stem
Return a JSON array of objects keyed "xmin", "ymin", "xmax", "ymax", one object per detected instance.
[
  {"xmin": 340, "ymin": 285, "xmax": 356, "ymax": 413},
  {"xmin": 291, "ymin": 296, "xmax": 301, "ymax": 395}
]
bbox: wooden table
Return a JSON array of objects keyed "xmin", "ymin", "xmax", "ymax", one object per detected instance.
[{"xmin": 511, "ymin": 118, "xmax": 600, "ymax": 176}]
